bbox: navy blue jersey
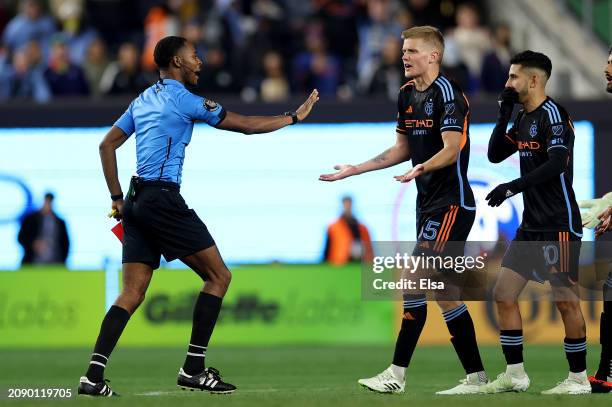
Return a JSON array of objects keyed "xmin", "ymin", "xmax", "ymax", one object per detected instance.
[{"xmin": 396, "ymin": 74, "xmax": 475, "ymax": 213}]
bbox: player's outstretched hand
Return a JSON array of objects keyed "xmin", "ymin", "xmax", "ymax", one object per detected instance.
[
  {"xmin": 578, "ymin": 198, "xmax": 607, "ymax": 229},
  {"xmin": 394, "ymin": 164, "xmax": 424, "ymax": 183},
  {"xmin": 595, "ymin": 206, "xmax": 612, "ymax": 238},
  {"xmin": 319, "ymin": 164, "xmax": 357, "ymax": 182},
  {"xmin": 296, "ymin": 89, "xmax": 320, "ymax": 122}
]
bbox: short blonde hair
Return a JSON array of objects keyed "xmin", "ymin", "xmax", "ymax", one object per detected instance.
[{"xmin": 401, "ymin": 26, "xmax": 445, "ymax": 63}]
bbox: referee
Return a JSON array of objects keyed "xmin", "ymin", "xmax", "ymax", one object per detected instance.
[{"xmin": 78, "ymin": 36, "xmax": 319, "ymax": 396}]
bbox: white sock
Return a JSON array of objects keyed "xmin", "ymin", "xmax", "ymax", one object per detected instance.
[
  {"xmin": 568, "ymin": 370, "xmax": 587, "ymax": 383},
  {"xmin": 506, "ymin": 363, "xmax": 526, "ymax": 377},
  {"xmin": 390, "ymin": 364, "xmax": 406, "ymax": 382}
]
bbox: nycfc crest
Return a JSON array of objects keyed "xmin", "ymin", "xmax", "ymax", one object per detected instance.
[
  {"xmin": 424, "ymin": 101, "xmax": 433, "ymax": 116},
  {"xmin": 529, "ymin": 122, "xmax": 538, "ymax": 138}
]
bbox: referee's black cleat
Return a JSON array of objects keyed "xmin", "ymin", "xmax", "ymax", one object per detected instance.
[
  {"xmin": 177, "ymin": 367, "xmax": 236, "ymax": 394},
  {"xmin": 77, "ymin": 376, "xmax": 119, "ymax": 397}
]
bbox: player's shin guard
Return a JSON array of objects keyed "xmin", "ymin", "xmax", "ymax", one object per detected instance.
[
  {"xmin": 183, "ymin": 293, "xmax": 222, "ymax": 375},
  {"xmin": 392, "ymin": 296, "xmax": 427, "ymax": 368},
  {"xmin": 564, "ymin": 337, "xmax": 587, "ymax": 373},
  {"xmin": 500, "ymin": 330, "xmax": 524, "ymax": 365},
  {"xmin": 443, "ymin": 304, "xmax": 486, "ymax": 375},
  {"xmin": 85, "ymin": 305, "xmax": 131, "ymax": 382}
]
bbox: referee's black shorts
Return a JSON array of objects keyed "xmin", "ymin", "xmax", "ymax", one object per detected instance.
[{"xmin": 121, "ymin": 181, "xmax": 215, "ymax": 270}]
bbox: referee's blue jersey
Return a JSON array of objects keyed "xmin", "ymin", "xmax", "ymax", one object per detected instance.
[{"xmin": 114, "ymin": 78, "xmax": 226, "ymax": 184}]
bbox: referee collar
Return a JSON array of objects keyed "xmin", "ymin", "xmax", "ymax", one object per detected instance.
[{"xmin": 158, "ymin": 78, "xmax": 185, "ymax": 88}]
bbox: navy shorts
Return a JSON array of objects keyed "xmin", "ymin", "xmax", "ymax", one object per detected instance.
[
  {"xmin": 501, "ymin": 229, "xmax": 581, "ymax": 286},
  {"xmin": 121, "ymin": 181, "xmax": 215, "ymax": 270}
]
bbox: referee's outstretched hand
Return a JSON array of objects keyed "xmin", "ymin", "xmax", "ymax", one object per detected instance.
[
  {"xmin": 319, "ymin": 164, "xmax": 358, "ymax": 182},
  {"xmin": 296, "ymin": 89, "xmax": 320, "ymax": 122}
]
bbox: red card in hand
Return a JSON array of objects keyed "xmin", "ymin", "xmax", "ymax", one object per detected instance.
[{"xmin": 111, "ymin": 222, "xmax": 124, "ymax": 243}]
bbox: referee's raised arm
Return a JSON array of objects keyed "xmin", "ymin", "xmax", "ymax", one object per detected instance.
[{"xmin": 216, "ymin": 89, "xmax": 319, "ymax": 134}]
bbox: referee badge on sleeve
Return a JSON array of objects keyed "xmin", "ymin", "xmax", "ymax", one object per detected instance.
[{"xmin": 204, "ymin": 99, "xmax": 219, "ymax": 111}]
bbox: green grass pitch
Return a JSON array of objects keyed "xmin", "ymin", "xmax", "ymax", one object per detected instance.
[{"xmin": 0, "ymin": 345, "xmax": 610, "ymax": 406}]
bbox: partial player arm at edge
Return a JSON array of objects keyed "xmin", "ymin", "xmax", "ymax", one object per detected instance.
[
  {"xmin": 319, "ymin": 131, "xmax": 411, "ymax": 181},
  {"xmin": 216, "ymin": 89, "xmax": 319, "ymax": 135},
  {"xmin": 99, "ymin": 125, "xmax": 129, "ymax": 198}
]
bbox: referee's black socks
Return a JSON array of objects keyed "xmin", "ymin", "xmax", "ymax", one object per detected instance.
[
  {"xmin": 443, "ymin": 303, "xmax": 486, "ymax": 377},
  {"xmin": 85, "ymin": 305, "xmax": 131, "ymax": 382},
  {"xmin": 182, "ymin": 292, "xmax": 223, "ymax": 376}
]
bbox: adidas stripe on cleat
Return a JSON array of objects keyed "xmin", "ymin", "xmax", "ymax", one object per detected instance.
[
  {"xmin": 177, "ymin": 367, "xmax": 236, "ymax": 394},
  {"xmin": 77, "ymin": 376, "xmax": 118, "ymax": 397},
  {"xmin": 358, "ymin": 367, "xmax": 405, "ymax": 394}
]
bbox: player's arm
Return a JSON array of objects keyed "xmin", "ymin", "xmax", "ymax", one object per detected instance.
[
  {"xmin": 319, "ymin": 131, "xmax": 411, "ymax": 181},
  {"xmin": 216, "ymin": 90, "xmax": 319, "ymax": 134},
  {"xmin": 394, "ymin": 130, "xmax": 461, "ymax": 182},
  {"xmin": 488, "ymin": 87, "xmax": 519, "ymax": 163},
  {"xmin": 100, "ymin": 125, "xmax": 130, "ymax": 219},
  {"xmin": 486, "ymin": 116, "xmax": 572, "ymax": 207}
]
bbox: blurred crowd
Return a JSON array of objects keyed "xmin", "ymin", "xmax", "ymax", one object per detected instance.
[{"xmin": 0, "ymin": 0, "xmax": 514, "ymax": 103}]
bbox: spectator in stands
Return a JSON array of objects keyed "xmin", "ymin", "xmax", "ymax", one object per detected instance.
[
  {"xmin": 197, "ymin": 45, "xmax": 235, "ymax": 93},
  {"xmin": 480, "ymin": 22, "xmax": 513, "ymax": 95},
  {"xmin": 18, "ymin": 192, "xmax": 70, "ymax": 266},
  {"xmin": 293, "ymin": 21, "xmax": 340, "ymax": 96},
  {"xmin": 260, "ymin": 50, "xmax": 289, "ymax": 101},
  {"xmin": 441, "ymin": 38, "xmax": 471, "ymax": 93},
  {"xmin": 49, "ymin": 0, "xmax": 98, "ymax": 65},
  {"xmin": 446, "ymin": 2, "xmax": 490, "ymax": 83},
  {"xmin": 44, "ymin": 34, "xmax": 89, "ymax": 96},
  {"xmin": 0, "ymin": 42, "xmax": 50, "ymax": 103},
  {"xmin": 2, "ymin": 0, "xmax": 56, "ymax": 56},
  {"xmin": 141, "ymin": 3, "xmax": 180, "ymax": 72},
  {"xmin": 356, "ymin": 0, "xmax": 402, "ymax": 90},
  {"xmin": 82, "ymin": 38, "xmax": 109, "ymax": 97},
  {"xmin": 363, "ymin": 35, "xmax": 403, "ymax": 99},
  {"xmin": 100, "ymin": 41, "xmax": 150, "ymax": 95},
  {"xmin": 323, "ymin": 196, "xmax": 373, "ymax": 265}
]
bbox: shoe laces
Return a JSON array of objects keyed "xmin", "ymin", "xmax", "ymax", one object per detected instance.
[
  {"xmin": 379, "ymin": 369, "xmax": 396, "ymax": 382},
  {"xmin": 205, "ymin": 367, "xmax": 222, "ymax": 380}
]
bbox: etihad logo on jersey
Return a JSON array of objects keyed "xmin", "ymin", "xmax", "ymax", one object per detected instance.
[
  {"xmin": 405, "ymin": 119, "xmax": 434, "ymax": 128},
  {"xmin": 517, "ymin": 140, "xmax": 542, "ymax": 150}
]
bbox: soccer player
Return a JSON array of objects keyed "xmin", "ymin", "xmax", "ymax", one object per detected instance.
[
  {"xmin": 485, "ymin": 50, "xmax": 590, "ymax": 394},
  {"xmin": 77, "ymin": 36, "xmax": 319, "ymax": 396},
  {"xmin": 320, "ymin": 26, "xmax": 488, "ymax": 395},
  {"xmin": 582, "ymin": 45, "xmax": 612, "ymax": 393}
]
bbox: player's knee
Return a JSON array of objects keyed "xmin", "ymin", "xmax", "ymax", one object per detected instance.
[
  {"xmin": 554, "ymin": 300, "xmax": 580, "ymax": 315},
  {"xmin": 208, "ymin": 266, "xmax": 231, "ymax": 290}
]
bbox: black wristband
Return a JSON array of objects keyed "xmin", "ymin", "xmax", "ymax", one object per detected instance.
[
  {"xmin": 111, "ymin": 193, "xmax": 123, "ymax": 201},
  {"xmin": 284, "ymin": 111, "xmax": 298, "ymax": 125}
]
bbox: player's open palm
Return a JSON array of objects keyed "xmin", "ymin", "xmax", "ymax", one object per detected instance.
[
  {"xmin": 296, "ymin": 89, "xmax": 320, "ymax": 121},
  {"xmin": 319, "ymin": 164, "xmax": 357, "ymax": 182},
  {"xmin": 394, "ymin": 164, "xmax": 424, "ymax": 183}
]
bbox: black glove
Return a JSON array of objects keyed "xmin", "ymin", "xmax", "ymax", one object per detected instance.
[
  {"xmin": 498, "ymin": 87, "xmax": 519, "ymax": 120},
  {"xmin": 486, "ymin": 178, "xmax": 527, "ymax": 207}
]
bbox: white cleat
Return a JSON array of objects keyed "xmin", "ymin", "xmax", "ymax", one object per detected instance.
[
  {"xmin": 542, "ymin": 377, "xmax": 591, "ymax": 395},
  {"xmin": 358, "ymin": 367, "xmax": 405, "ymax": 393},
  {"xmin": 436, "ymin": 372, "xmax": 488, "ymax": 395},
  {"xmin": 483, "ymin": 372, "xmax": 530, "ymax": 393}
]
